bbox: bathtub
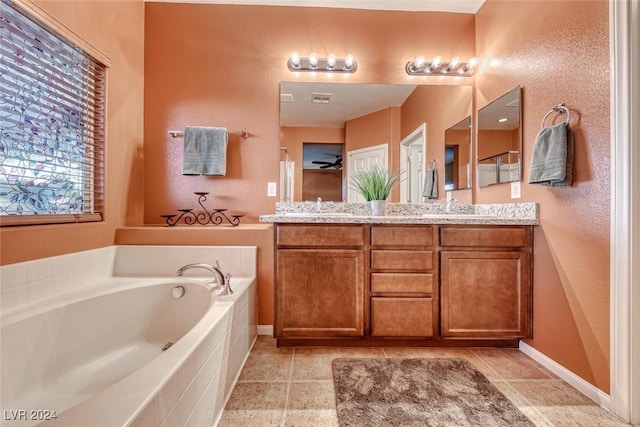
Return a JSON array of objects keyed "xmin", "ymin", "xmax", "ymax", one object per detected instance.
[{"xmin": 1, "ymin": 275, "xmax": 257, "ymax": 427}]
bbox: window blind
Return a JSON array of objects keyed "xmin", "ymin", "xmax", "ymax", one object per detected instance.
[{"xmin": 0, "ymin": 0, "xmax": 105, "ymax": 226}]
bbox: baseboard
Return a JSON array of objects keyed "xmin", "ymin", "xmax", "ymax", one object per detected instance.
[
  {"xmin": 519, "ymin": 341, "xmax": 611, "ymax": 409},
  {"xmin": 257, "ymin": 325, "xmax": 273, "ymax": 336}
]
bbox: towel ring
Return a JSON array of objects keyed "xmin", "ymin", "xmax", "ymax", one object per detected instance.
[{"xmin": 540, "ymin": 103, "xmax": 570, "ymax": 128}]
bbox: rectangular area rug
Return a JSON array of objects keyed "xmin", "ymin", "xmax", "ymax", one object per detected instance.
[{"xmin": 332, "ymin": 358, "xmax": 535, "ymax": 427}]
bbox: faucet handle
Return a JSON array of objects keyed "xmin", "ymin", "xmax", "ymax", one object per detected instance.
[{"xmin": 219, "ymin": 273, "xmax": 233, "ymax": 296}]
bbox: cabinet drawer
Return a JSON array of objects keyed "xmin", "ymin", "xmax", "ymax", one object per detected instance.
[
  {"xmin": 371, "ymin": 297, "xmax": 434, "ymax": 337},
  {"xmin": 371, "ymin": 226, "xmax": 433, "ymax": 247},
  {"xmin": 277, "ymin": 225, "xmax": 364, "ymax": 247},
  {"xmin": 371, "ymin": 273, "xmax": 433, "ymax": 294},
  {"xmin": 371, "ymin": 250, "xmax": 432, "ymax": 271},
  {"xmin": 440, "ymin": 227, "xmax": 529, "ymax": 248}
]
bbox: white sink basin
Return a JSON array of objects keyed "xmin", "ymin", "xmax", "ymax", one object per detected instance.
[
  {"xmin": 421, "ymin": 213, "xmax": 497, "ymax": 219},
  {"xmin": 281, "ymin": 212, "xmax": 353, "ymax": 217}
]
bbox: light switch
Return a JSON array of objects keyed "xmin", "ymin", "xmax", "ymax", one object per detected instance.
[
  {"xmin": 267, "ymin": 182, "xmax": 277, "ymax": 197},
  {"xmin": 511, "ymin": 181, "xmax": 521, "ymax": 199}
]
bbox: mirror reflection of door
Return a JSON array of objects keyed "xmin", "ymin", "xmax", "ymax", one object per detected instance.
[
  {"xmin": 400, "ymin": 124, "xmax": 425, "ymax": 203},
  {"xmin": 346, "ymin": 143, "xmax": 389, "ymax": 202},
  {"xmin": 302, "ymin": 143, "xmax": 344, "ymax": 201}
]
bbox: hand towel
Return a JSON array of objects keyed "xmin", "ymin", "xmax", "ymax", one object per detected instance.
[
  {"xmin": 422, "ymin": 166, "xmax": 438, "ymax": 199},
  {"xmin": 182, "ymin": 126, "xmax": 228, "ymax": 176},
  {"xmin": 528, "ymin": 122, "xmax": 573, "ymax": 187}
]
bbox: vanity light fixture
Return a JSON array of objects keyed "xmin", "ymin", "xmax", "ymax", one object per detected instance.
[
  {"xmin": 287, "ymin": 52, "xmax": 358, "ymax": 73},
  {"xmin": 405, "ymin": 56, "xmax": 477, "ymax": 77}
]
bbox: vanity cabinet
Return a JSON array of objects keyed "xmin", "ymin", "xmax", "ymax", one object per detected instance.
[
  {"xmin": 275, "ymin": 225, "xmax": 365, "ymax": 338},
  {"xmin": 369, "ymin": 226, "xmax": 437, "ymax": 338},
  {"xmin": 273, "ymin": 222, "xmax": 533, "ymax": 346},
  {"xmin": 439, "ymin": 226, "xmax": 532, "ymax": 339}
]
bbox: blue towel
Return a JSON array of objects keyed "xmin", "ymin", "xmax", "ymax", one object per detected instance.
[
  {"xmin": 422, "ymin": 167, "xmax": 438, "ymax": 199},
  {"xmin": 182, "ymin": 126, "xmax": 228, "ymax": 176},
  {"xmin": 528, "ymin": 122, "xmax": 573, "ymax": 187}
]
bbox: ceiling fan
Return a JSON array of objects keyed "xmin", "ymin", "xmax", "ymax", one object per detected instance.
[{"xmin": 312, "ymin": 154, "xmax": 343, "ymax": 169}]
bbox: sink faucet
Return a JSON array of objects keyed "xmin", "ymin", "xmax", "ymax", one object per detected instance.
[
  {"xmin": 176, "ymin": 262, "xmax": 224, "ymax": 290},
  {"xmin": 445, "ymin": 198, "xmax": 458, "ymax": 213},
  {"xmin": 316, "ymin": 196, "xmax": 322, "ymax": 212}
]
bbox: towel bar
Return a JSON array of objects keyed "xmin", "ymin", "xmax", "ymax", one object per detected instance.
[
  {"xmin": 540, "ymin": 104, "xmax": 570, "ymax": 128},
  {"xmin": 168, "ymin": 130, "xmax": 249, "ymax": 139}
]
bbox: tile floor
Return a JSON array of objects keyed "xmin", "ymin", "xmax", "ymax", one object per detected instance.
[{"xmin": 219, "ymin": 336, "xmax": 630, "ymax": 426}]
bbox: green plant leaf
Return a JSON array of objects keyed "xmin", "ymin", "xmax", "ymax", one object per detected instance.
[{"xmin": 349, "ymin": 164, "xmax": 402, "ymax": 201}]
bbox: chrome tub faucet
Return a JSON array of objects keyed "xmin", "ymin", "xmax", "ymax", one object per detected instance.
[{"xmin": 176, "ymin": 262, "xmax": 224, "ymax": 290}]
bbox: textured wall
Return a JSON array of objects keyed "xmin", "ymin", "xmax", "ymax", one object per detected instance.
[
  {"xmin": 144, "ymin": 4, "xmax": 475, "ymax": 222},
  {"xmin": 475, "ymin": 0, "xmax": 610, "ymax": 392},
  {"xmin": 0, "ymin": 0, "xmax": 145, "ymax": 265}
]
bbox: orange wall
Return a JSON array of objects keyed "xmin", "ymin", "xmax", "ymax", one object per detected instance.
[
  {"xmin": 143, "ymin": 4, "xmax": 475, "ymax": 328},
  {"xmin": 280, "ymin": 126, "xmax": 344, "ymax": 201},
  {"xmin": 144, "ymin": 4, "xmax": 475, "ymax": 221},
  {"xmin": 401, "ymin": 85, "xmax": 473, "ymax": 200},
  {"xmin": 475, "ymin": 0, "xmax": 610, "ymax": 392},
  {"xmin": 478, "ymin": 129, "xmax": 516, "ymax": 159},
  {"xmin": 345, "ymin": 107, "xmax": 401, "ymax": 200},
  {"xmin": 0, "ymin": 0, "xmax": 145, "ymax": 265}
]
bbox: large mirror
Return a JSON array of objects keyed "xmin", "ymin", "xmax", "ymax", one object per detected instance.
[
  {"xmin": 444, "ymin": 116, "xmax": 471, "ymax": 191},
  {"xmin": 477, "ymin": 86, "xmax": 522, "ymax": 187},
  {"xmin": 280, "ymin": 82, "xmax": 472, "ymax": 202}
]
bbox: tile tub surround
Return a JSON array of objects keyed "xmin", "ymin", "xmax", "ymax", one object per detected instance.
[
  {"xmin": 1, "ymin": 245, "xmax": 258, "ymax": 427},
  {"xmin": 260, "ymin": 202, "xmax": 539, "ymax": 225},
  {"xmin": 0, "ymin": 245, "xmax": 257, "ymax": 313}
]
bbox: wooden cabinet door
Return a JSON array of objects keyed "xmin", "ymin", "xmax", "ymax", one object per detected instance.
[
  {"xmin": 441, "ymin": 251, "xmax": 531, "ymax": 339},
  {"xmin": 276, "ymin": 249, "xmax": 364, "ymax": 337}
]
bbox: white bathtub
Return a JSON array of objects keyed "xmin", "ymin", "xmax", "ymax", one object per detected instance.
[{"xmin": 1, "ymin": 275, "xmax": 257, "ymax": 427}]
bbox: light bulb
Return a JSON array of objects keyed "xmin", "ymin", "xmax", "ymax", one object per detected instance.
[
  {"xmin": 450, "ymin": 57, "xmax": 460, "ymax": 68},
  {"xmin": 327, "ymin": 54, "xmax": 337, "ymax": 68},
  {"xmin": 414, "ymin": 56, "xmax": 425, "ymax": 68},
  {"xmin": 308, "ymin": 52, "xmax": 319, "ymax": 68},
  {"xmin": 431, "ymin": 56, "xmax": 442, "ymax": 68},
  {"xmin": 289, "ymin": 52, "xmax": 300, "ymax": 67},
  {"xmin": 468, "ymin": 57, "xmax": 478, "ymax": 67},
  {"xmin": 344, "ymin": 54, "xmax": 355, "ymax": 69}
]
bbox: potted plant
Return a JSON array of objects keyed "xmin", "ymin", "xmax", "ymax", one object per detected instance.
[{"xmin": 350, "ymin": 164, "xmax": 401, "ymax": 215}]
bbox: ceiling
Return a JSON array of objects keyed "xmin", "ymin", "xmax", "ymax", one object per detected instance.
[
  {"xmin": 145, "ymin": 0, "xmax": 486, "ymax": 14},
  {"xmin": 478, "ymin": 87, "xmax": 521, "ymax": 131},
  {"xmin": 280, "ymin": 82, "xmax": 417, "ymax": 127}
]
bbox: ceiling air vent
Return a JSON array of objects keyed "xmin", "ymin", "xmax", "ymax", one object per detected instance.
[{"xmin": 311, "ymin": 92, "xmax": 332, "ymax": 104}]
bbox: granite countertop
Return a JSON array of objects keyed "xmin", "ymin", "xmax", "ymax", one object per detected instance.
[{"xmin": 259, "ymin": 202, "xmax": 539, "ymax": 226}]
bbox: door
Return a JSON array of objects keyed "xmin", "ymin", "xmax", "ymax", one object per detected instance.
[
  {"xmin": 400, "ymin": 124, "xmax": 426, "ymax": 203},
  {"xmin": 346, "ymin": 143, "xmax": 388, "ymax": 202}
]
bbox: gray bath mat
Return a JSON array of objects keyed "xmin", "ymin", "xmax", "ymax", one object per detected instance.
[{"xmin": 332, "ymin": 358, "xmax": 535, "ymax": 427}]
